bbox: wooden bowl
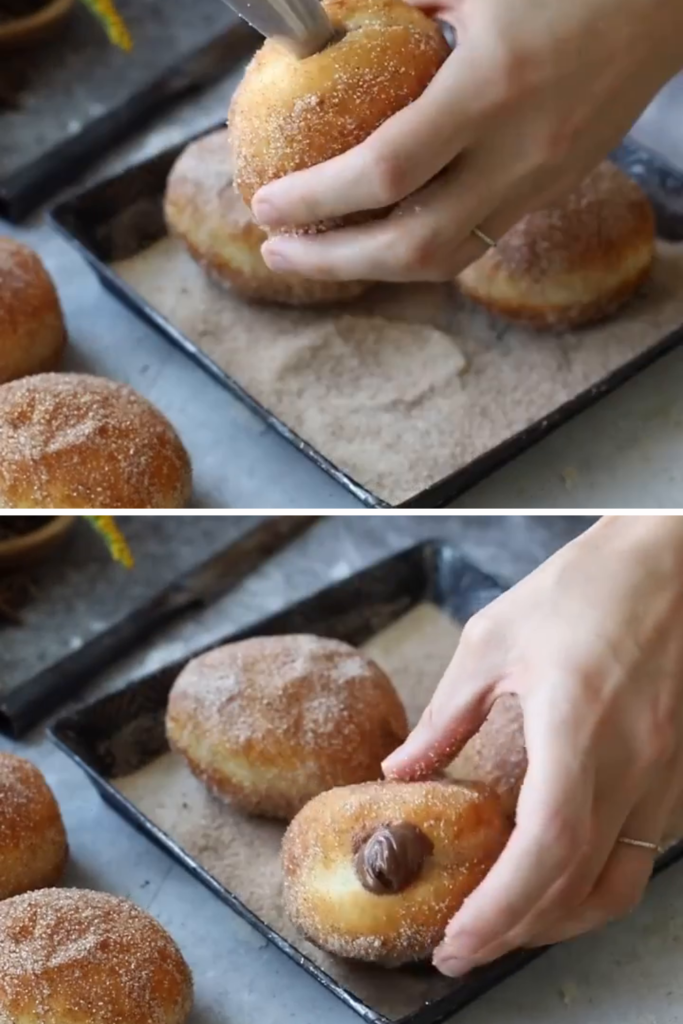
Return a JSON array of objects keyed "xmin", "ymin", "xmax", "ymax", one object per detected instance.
[
  {"xmin": 0, "ymin": 0, "xmax": 75, "ymax": 50},
  {"xmin": 0, "ymin": 516, "xmax": 76, "ymax": 569}
]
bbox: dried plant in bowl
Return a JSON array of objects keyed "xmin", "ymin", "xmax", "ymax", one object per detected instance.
[
  {"xmin": 78, "ymin": 0, "xmax": 132, "ymax": 49},
  {"xmin": 0, "ymin": 515, "xmax": 132, "ymax": 571},
  {"xmin": 0, "ymin": 515, "xmax": 132, "ymax": 627},
  {"xmin": 0, "ymin": 0, "xmax": 131, "ymax": 49}
]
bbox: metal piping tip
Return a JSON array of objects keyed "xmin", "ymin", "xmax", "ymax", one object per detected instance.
[{"xmin": 220, "ymin": 0, "xmax": 336, "ymax": 57}]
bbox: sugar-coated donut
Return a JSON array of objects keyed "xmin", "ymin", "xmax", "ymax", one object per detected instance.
[
  {"xmin": 457, "ymin": 162, "xmax": 656, "ymax": 330},
  {"xmin": 282, "ymin": 780, "xmax": 511, "ymax": 964},
  {"xmin": 0, "ymin": 889, "xmax": 193, "ymax": 1024},
  {"xmin": 0, "ymin": 373, "xmax": 192, "ymax": 509},
  {"xmin": 166, "ymin": 635, "xmax": 409, "ymax": 820},
  {"xmin": 164, "ymin": 130, "xmax": 369, "ymax": 306},
  {"xmin": 447, "ymin": 695, "xmax": 526, "ymax": 819},
  {"xmin": 229, "ymin": 0, "xmax": 450, "ymax": 230},
  {"xmin": 0, "ymin": 753, "xmax": 68, "ymax": 901},
  {"xmin": 0, "ymin": 237, "xmax": 66, "ymax": 384}
]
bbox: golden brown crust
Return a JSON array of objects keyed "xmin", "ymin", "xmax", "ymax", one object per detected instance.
[
  {"xmin": 0, "ymin": 889, "xmax": 193, "ymax": 1024},
  {"xmin": 166, "ymin": 634, "xmax": 409, "ymax": 820},
  {"xmin": 0, "ymin": 373, "xmax": 192, "ymax": 509},
  {"xmin": 229, "ymin": 0, "xmax": 450, "ymax": 227},
  {"xmin": 164, "ymin": 130, "xmax": 368, "ymax": 305},
  {"xmin": 282, "ymin": 780, "xmax": 511, "ymax": 964},
  {"xmin": 0, "ymin": 754, "xmax": 68, "ymax": 901},
  {"xmin": 0, "ymin": 237, "xmax": 66, "ymax": 385},
  {"xmin": 457, "ymin": 162, "xmax": 656, "ymax": 331}
]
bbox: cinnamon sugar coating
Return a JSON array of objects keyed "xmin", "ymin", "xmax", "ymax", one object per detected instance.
[
  {"xmin": 447, "ymin": 695, "xmax": 526, "ymax": 818},
  {"xmin": 0, "ymin": 889, "xmax": 193, "ymax": 1024},
  {"xmin": 282, "ymin": 780, "xmax": 510, "ymax": 964},
  {"xmin": 166, "ymin": 635, "xmax": 409, "ymax": 820},
  {"xmin": 229, "ymin": 0, "xmax": 450, "ymax": 229},
  {"xmin": 0, "ymin": 754, "xmax": 68, "ymax": 901},
  {"xmin": 0, "ymin": 237, "xmax": 66, "ymax": 385},
  {"xmin": 457, "ymin": 162, "xmax": 656, "ymax": 331},
  {"xmin": 164, "ymin": 130, "xmax": 368, "ymax": 305},
  {"xmin": 0, "ymin": 373, "xmax": 192, "ymax": 509}
]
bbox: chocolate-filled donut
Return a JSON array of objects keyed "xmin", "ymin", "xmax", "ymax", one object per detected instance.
[{"xmin": 282, "ymin": 779, "xmax": 511, "ymax": 964}]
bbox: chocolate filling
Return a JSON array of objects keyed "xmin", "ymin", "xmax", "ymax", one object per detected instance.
[{"xmin": 354, "ymin": 823, "xmax": 434, "ymax": 895}]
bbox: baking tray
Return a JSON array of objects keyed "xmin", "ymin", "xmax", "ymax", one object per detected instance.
[
  {"xmin": 0, "ymin": 1, "xmax": 257, "ymax": 222},
  {"xmin": 49, "ymin": 134, "xmax": 683, "ymax": 509},
  {"xmin": 49, "ymin": 540, "xmax": 683, "ymax": 1024}
]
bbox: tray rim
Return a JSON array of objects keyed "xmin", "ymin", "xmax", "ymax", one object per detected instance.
[
  {"xmin": 48, "ymin": 538, "xmax": 683, "ymax": 1024},
  {"xmin": 0, "ymin": 15, "xmax": 257, "ymax": 222},
  {"xmin": 48, "ymin": 133, "xmax": 683, "ymax": 509}
]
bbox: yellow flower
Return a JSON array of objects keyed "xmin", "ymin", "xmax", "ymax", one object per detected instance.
[
  {"xmin": 79, "ymin": 0, "xmax": 133, "ymax": 51},
  {"xmin": 85, "ymin": 516, "xmax": 134, "ymax": 568}
]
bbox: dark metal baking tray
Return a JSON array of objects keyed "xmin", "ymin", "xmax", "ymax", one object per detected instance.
[
  {"xmin": 0, "ymin": 2, "xmax": 257, "ymax": 222},
  {"xmin": 48, "ymin": 132, "xmax": 683, "ymax": 508},
  {"xmin": 49, "ymin": 540, "xmax": 683, "ymax": 1024}
]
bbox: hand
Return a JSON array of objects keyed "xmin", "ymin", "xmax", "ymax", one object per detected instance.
[
  {"xmin": 382, "ymin": 516, "xmax": 683, "ymax": 975},
  {"xmin": 252, "ymin": 0, "xmax": 683, "ymax": 283}
]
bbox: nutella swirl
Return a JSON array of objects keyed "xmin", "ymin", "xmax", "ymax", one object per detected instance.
[{"xmin": 354, "ymin": 823, "xmax": 434, "ymax": 894}]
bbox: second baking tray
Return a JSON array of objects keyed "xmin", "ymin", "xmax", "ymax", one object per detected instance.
[
  {"xmin": 49, "ymin": 134, "xmax": 683, "ymax": 509},
  {"xmin": 49, "ymin": 540, "xmax": 683, "ymax": 1024},
  {"xmin": 0, "ymin": 4, "xmax": 257, "ymax": 221}
]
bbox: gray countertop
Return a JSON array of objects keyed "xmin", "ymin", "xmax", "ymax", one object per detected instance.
[
  {"xmin": 2, "ymin": 75, "xmax": 683, "ymax": 507},
  {"xmin": 2, "ymin": 514, "xmax": 682, "ymax": 1024}
]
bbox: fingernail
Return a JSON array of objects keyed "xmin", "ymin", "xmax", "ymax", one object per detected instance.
[
  {"xmin": 383, "ymin": 747, "xmax": 439, "ymax": 780},
  {"xmin": 441, "ymin": 929, "xmax": 485, "ymax": 958},
  {"xmin": 262, "ymin": 243, "xmax": 291, "ymax": 272},
  {"xmin": 381, "ymin": 749, "xmax": 405, "ymax": 777},
  {"xmin": 433, "ymin": 954, "xmax": 476, "ymax": 978},
  {"xmin": 252, "ymin": 195, "xmax": 279, "ymax": 227}
]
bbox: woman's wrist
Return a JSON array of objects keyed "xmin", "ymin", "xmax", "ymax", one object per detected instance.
[{"xmin": 592, "ymin": 515, "xmax": 683, "ymax": 577}]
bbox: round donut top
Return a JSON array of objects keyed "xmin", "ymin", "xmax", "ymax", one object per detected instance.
[
  {"xmin": 0, "ymin": 889, "xmax": 193, "ymax": 1024},
  {"xmin": 287, "ymin": 779, "xmax": 508, "ymax": 859},
  {"xmin": 169, "ymin": 634, "xmax": 407, "ymax": 754},
  {"xmin": 0, "ymin": 753, "xmax": 61, "ymax": 847},
  {"xmin": 0, "ymin": 238, "xmax": 62, "ymax": 344},
  {"xmin": 478, "ymin": 162, "xmax": 654, "ymax": 282},
  {"xmin": 0, "ymin": 373, "xmax": 191, "ymax": 509},
  {"xmin": 230, "ymin": 0, "xmax": 450, "ymax": 202}
]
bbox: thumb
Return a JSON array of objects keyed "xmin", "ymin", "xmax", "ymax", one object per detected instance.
[{"xmin": 382, "ymin": 628, "xmax": 499, "ymax": 780}]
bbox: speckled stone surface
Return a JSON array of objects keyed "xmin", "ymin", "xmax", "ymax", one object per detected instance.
[{"xmin": 6, "ymin": 514, "xmax": 683, "ymax": 1024}]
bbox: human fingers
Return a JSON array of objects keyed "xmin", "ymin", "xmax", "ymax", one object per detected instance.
[
  {"xmin": 433, "ymin": 692, "xmax": 594, "ymax": 976},
  {"xmin": 527, "ymin": 762, "xmax": 679, "ymax": 947},
  {"xmin": 251, "ymin": 45, "xmax": 488, "ymax": 231},
  {"xmin": 381, "ymin": 610, "xmax": 506, "ymax": 780},
  {"xmin": 260, "ymin": 149, "xmax": 526, "ymax": 282}
]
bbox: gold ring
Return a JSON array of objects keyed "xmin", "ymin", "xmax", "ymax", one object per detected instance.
[
  {"xmin": 472, "ymin": 226, "xmax": 497, "ymax": 249},
  {"xmin": 618, "ymin": 836, "xmax": 662, "ymax": 854}
]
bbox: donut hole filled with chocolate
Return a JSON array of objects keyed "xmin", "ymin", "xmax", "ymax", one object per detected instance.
[{"xmin": 282, "ymin": 780, "xmax": 512, "ymax": 965}]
